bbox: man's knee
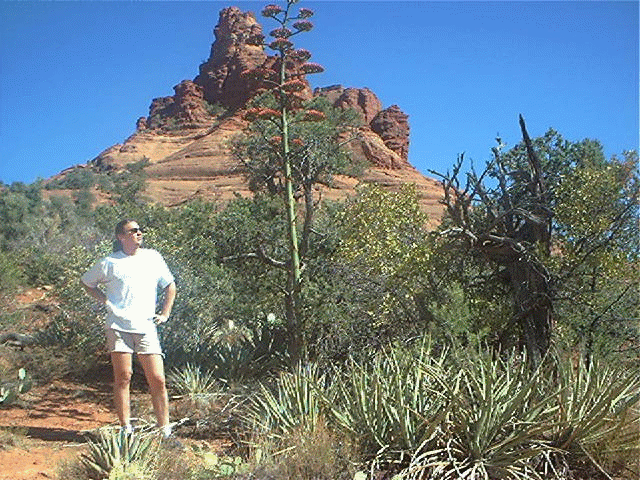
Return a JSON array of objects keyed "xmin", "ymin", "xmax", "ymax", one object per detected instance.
[
  {"xmin": 147, "ymin": 372, "xmax": 166, "ymax": 392},
  {"xmin": 114, "ymin": 368, "xmax": 133, "ymax": 386}
]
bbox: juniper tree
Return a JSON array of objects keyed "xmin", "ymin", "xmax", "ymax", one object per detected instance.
[{"xmin": 432, "ymin": 116, "xmax": 638, "ymax": 366}]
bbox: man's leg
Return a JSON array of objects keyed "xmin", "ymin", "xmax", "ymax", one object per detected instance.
[
  {"xmin": 138, "ymin": 353, "xmax": 170, "ymax": 431},
  {"xmin": 111, "ymin": 352, "xmax": 133, "ymax": 428}
]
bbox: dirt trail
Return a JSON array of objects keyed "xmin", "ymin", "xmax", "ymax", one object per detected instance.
[
  {"xmin": 0, "ymin": 380, "xmax": 116, "ymax": 480},
  {"xmin": 0, "ymin": 287, "xmax": 117, "ymax": 479}
]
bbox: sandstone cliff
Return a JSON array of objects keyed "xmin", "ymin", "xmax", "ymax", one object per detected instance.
[{"xmin": 50, "ymin": 6, "xmax": 444, "ymax": 227}]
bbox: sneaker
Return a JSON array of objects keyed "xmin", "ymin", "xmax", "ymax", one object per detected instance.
[{"xmin": 119, "ymin": 425, "xmax": 134, "ymax": 435}]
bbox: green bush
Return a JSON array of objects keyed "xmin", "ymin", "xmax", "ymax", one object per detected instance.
[
  {"xmin": 46, "ymin": 168, "xmax": 96, "ymax": 190},
  {"xmin": 0, "ymin": 251, "xmax": 25, "ymax": 294},
  {"xmin": 21, "ymin": 248, "xmax": 65, "ymax": 286}
]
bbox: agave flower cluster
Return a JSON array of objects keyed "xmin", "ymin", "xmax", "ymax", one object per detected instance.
[
  {"xmin": 241, "ymin": 0, "xmax": 325, "ymax": 127},
  {"xmin": 261, "ymin": 4, "xmax": 283, "ymax": 17},
  {"xmin": 244, "ymin": 108, "xmax": 282, "ymax": 122}
]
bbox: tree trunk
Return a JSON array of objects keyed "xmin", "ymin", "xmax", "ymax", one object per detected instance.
[{"xmin": 508, "ymin": 260, "xmax": 552, "ymax": 366}]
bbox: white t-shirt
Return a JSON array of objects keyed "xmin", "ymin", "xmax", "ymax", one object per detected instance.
[{"xmin": 81, "ymin": 249, "xmax": 174, "ymax": 334}]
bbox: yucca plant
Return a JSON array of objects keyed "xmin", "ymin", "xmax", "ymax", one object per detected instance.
[
  {"xmin": 81, "ymin": 428, "xmax": 158, "ymax": 480},
  {"xmin": 247, "ymin": 362, "xmax": 327, "ymax": 439},
  {"xmin": 324, "ymin": 340, "xmax": 449, "ymax": 469},
  {"xmin": 542, "ymin": 354, "xmax": 640, "ymax": 476},
  {"xmin": 403, "ymin": 349, "xmax": 557, "ymax": 480},
  {"xmin": 208, "ymin": 323, "xmax": 288, "ymax": 384},
  {"xmin": 168, "ymin": 362, "xmax": 220, "ymax": 397}
]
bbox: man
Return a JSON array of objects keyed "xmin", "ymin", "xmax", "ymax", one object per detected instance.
[{"xmin": 81, "ymin": 219, "xmax": 177, "ymax": 439}]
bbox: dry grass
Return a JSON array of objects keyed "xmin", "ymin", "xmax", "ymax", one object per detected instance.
[
  {"xmin": 253, "ymin": 419, "xmax": 359, "ymax": 480},
  {"xmin": 0, "ymin": 426, "xmax": 27, "ymax": 450}
]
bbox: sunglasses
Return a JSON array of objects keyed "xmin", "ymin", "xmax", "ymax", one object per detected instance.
[{"xmin": 126, "ymin": 227, "xmax": 144, "ymax": 234}]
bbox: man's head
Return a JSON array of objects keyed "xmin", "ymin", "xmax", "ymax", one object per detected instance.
[{"xmin": 114, "ymin": 219, "xmax": 143, "ymax": 254}]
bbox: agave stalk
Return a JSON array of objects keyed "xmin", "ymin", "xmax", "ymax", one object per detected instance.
[{"xmin": 242, "ymin": 0, "xmax": 327, "ymax": 363}]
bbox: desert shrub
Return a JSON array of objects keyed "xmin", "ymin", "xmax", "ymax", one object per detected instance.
[
  {"xmin": 252, "ymin": 420, "xmax": 358, "ymax": 480},
  {"xmin": 45, "ymin": 168, "xmax": 96, "ymax": 190},
  {"xmin": 22, "ymin": 242, "xmax": 112, "ymax": 379},
  {"xmin": 0, "ymin": 251, "xmax": 24, "ymax": 294},
  {"xmin": 22, "ymin": 308, "xmax": 106, "ymax": 380},
  {"xmin": 189, "ymin": 449, "xmax": 252, "ymax": 479},
  {"xmin": 157, "ymin": 264, "xmax": 236, "ymax": 367},
  {"xmin": 172, "ymin": 384, "xmax": 252, "ymax": 443},
  {"xmin": 124, "ymin": 158, "xmax": 150, "ymax": 175},
  {"xmin": 0, "ymin": 182, "xmax": 45, "ymax": 250},
  {"xmin": 204, "ymin": 100, "xmax": 226, "ymax": 118},
  {"xmin": 73, "ymin": 187, "xmax": 96, "ymax": 216},
  {"xmin": 208, "ymin": 322, "xmax": 288, "ymax": 385},
  {"xmin": 20, "ymin": 247, "xmax": 65, "ymax": 286},
  {"xmin": 0, "ymin": 427, "xmax": 27, "ymax": 450},
  {"xmin": 57, "ymin": 457, "xmax": 92, "ymax": 480}
]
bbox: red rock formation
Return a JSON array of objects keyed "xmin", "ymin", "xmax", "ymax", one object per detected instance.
[
  {"xmin": 371, "ymin": 105, "xmax": 410, "ymax": 162},
  {"xmin": 136, "ymin": 117, "xmax": 148, "ymax": 131},
  {"xmin": 315, "ymin": 86, "xmax": 410, "ymax": 168},
  {"xmin": 146, "ymin": 80, "xmax": 213, "ymax": 130},
  {"xmin": 194, "ymin": 7, "xmax": 268, "ymax": 109},
  {"xmin": 315, "ymin": 85, "xmax": 383, "ymax": 124},
  {"xmin": 49, "ymin": 5, "xmax": 444, "ymax": 227}
]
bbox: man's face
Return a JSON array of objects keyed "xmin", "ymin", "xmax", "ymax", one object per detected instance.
[{"xmin": 118, "ymin": 221, "xmax": 143, "ymax": 251}]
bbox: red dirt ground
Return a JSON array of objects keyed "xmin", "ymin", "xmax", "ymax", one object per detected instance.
[
  {"xmin": 0, "ymin": 288, "xmax": 216, "ymax": 480},
  {"xmin": 0, "ymin": 380, "xmax": 116, "ymax": 480},
  {"xmin": 1, "ymin": 288, "xmax": 119, "ymax": 479}
]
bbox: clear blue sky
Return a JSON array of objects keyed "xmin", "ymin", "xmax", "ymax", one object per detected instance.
[{"xmin": 1, "ymin": 1, "xmax": 638, "ymax": 185}]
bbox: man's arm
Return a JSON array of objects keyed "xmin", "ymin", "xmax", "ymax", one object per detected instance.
[
  {"xmin": 80, "ymin": 281, "xmax": 107, "ymax": 305},
  {"xmin": 154, "ymin": 282, "xmax": 177, "ymax": 324}
]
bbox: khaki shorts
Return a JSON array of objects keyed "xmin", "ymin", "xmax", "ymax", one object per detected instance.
[{"xmin": 105, "ymin": 328, "xmax": 163, "ymax": 355}]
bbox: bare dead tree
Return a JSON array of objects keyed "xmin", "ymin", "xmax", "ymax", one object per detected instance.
[{"xmin": 432, "ymin": 115, "xmax": 553, "ymax": 366}]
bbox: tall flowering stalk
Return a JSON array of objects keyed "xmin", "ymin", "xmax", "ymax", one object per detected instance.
[{"xmin": 241, "ymin": 0, "xmax": 326, "ymax": 362}]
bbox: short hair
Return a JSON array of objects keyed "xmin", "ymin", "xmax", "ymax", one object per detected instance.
[{"xmin": 113, "ymin": 219, "xmax": 137, "ymax": 252}]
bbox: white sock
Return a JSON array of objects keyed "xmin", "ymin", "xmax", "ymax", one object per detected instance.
[
  {"xmin": 122, "ymin": 424, "xmax": 133, "ymax": 434},
  {"xmin": 162, "ymin": 424, "xmax": 172, "ymax": 438}
]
